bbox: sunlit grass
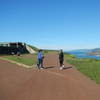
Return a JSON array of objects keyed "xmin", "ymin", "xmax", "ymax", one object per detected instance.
[{"xmin": 65, "ymin": 53, "xmax": 100, "ymax": 84}]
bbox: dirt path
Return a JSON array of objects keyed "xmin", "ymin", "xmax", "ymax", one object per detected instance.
[{"xmin": 0, "ymin": 53, "xmax": 100, "ymax": 100}]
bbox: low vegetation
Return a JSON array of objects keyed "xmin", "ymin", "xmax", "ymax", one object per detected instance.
[
  {"xmin": 65, "ymin": 53, "xmax": 100, "ymax": 84},
  {"xmin": 2, "ymin": 53, "xmax": 37, "ymax": 66}
]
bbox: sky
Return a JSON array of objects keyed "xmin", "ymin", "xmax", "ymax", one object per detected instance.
[{"xmin": 0, "ymin": 0, "xmax": 100, "ymax": 50}]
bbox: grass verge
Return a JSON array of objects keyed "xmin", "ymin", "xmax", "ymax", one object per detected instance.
[
  {"xmin": 65, "ymin": 53, "xmax": 100, "ymax": 84},
  {"xmin": 2, "ymin": 53, "xmax": 37, "ymax": 66}
]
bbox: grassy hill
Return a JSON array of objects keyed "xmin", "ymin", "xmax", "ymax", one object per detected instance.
[{"xmin": 27, "ymin": 45, "xmax": 39, "ymax": 52}]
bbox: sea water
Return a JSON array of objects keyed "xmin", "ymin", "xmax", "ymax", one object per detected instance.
[{"xmin": 67, "ymin": 51, "xmax": 100, "ymax": 60}]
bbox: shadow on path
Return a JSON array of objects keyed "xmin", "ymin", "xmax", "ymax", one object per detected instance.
[
  {"xmin": 44, "ymin": 66, "xmax": 55, "ymax": 69},
  {"xmin": 44, "ymin": 66, "xmax": 72, "ymax": 70},
  {"xmin": 63, "ymin": 66, "xmax": 72, "ymax": 70}
]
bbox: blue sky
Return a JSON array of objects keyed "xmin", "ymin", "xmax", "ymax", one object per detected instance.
[{"xmin": 0, "ymin": 0, "xmax": 100, "ymax": 50}]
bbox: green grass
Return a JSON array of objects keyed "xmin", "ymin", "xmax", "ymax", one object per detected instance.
[
  {"xmin": 2, "ymin": 53, "xmax": 38, "ymax": 66},
  {"xmin": 64, "ymin": 53, "xmax": 100, "ymax": 84}
]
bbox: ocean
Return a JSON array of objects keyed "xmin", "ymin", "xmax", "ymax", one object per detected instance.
[{"xmin": 67, "ymin": 51, "xmax": 100, "ymax": 60}]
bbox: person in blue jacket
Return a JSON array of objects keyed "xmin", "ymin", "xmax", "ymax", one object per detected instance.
[{"xmin": 37, "ymin": 50, "xmax": 44, "ymax": 69}]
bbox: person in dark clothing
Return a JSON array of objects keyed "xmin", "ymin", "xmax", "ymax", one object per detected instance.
[{"xmin": 59, "ymin": 49, "xmax": 64, "ymax": 70}]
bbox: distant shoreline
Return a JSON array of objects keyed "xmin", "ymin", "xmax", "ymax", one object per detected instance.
[{"xmin": 89, "ymin": 52, "xmax": 100, "ymax": 56}]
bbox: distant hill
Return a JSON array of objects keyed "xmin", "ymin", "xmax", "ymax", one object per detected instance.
[
  {"xmin": 91, "ymin": 48, "xmax": 100, "ymax": 52},
  {"xmin": 90, "ymin": 48, "xmax": 100, "ymax": 55}
]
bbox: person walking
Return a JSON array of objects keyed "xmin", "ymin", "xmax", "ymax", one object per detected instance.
[
  {"xmin": 37, "ymin": 50, "xmax": 44, "ymax": 69},
  {"xmin": 59, "ymin": 49, "xmax": 64, "ymax": 70}
]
